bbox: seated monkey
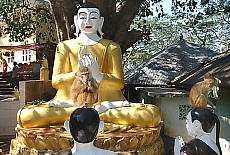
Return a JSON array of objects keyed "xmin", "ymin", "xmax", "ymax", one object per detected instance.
[
  {"xmin": 189, "ymin": 73, "xmax": 216, "ymax": 110},
  {"xmin": 70, "ymin": 66, "xmax": 98, "ymax": 108}
]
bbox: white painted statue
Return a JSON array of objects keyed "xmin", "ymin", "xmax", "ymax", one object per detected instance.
[
  {"xmin": 57, "ymin": 108, "xmax": 117, "ymax": 155},
  {"xmin": 173, "ymin": 108, "xmax": 222, "ymax": 155}
]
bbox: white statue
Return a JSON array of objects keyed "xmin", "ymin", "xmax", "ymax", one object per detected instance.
[
  {"xmin": 174, "ymin": 108, "xmax": 222, "ymax": 155},
  {"xmin": 57, "ymin": 108, "xmax": 117, "ymax": 155}
]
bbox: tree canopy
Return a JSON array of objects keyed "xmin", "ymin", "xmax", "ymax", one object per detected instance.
[{"xmin": 0, "ymin": 0, "xmax": 229, "ymax": 57}]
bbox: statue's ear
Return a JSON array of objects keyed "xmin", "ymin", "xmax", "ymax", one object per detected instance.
[
  {"xmin": 98, "ymin": 121, "xmax": 104, "ymax": 133},
  {"xmin": 193, "ymin": 120, "xmax": 202, "ymax": 132},
  {"xmin": 74, "ymin": 15, "xmax": 80, "ymax": 37},
  {"xmin": 98, "ymin": 17, "xmax": 104, "ymax": 37},
  {"xmin": 64, "ymin": 120, "xmax": 71, "ymax": 134}
]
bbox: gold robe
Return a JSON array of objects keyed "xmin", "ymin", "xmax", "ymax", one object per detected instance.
[{"xmin": 51, "ymin": 38, "xmax": 126, "ymax": 104}]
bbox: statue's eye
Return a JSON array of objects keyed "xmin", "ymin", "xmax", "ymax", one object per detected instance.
[
  {"xmin": 79, "ymin": 16, "xmax": 86, "ymax": 20},
  {"xmin": 89, "ymin": 13, "xmax": 99, "ymax": 19},
  {"xmin": 90, "ymin": 16, "xmax": 97, "ymax": 19},
  {"xmin": 79, "ymin": 13, "xmax": 87, "ymax": 19}
]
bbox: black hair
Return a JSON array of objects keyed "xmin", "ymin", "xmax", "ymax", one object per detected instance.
[
  {"xmin": 77, "ymin": 2, "xmax": 101, "ymax": 16},
  {"xmin": 69, "ymin": 108, "xmax": 100, "ymax": 143}
]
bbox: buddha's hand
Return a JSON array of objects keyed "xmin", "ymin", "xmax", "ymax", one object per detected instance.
[
  {"xmin": 80, "ymin": 53, "xmax": 103, "ymax": 83},
  {"xmin": 95, "ymin": 100, "xmax": 130, "ymax": 114},
  {"xmin": 48, "ymin": 101, "xmax": 75, "ymax": 108}
]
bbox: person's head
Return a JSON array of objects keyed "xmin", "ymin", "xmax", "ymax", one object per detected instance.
[
  {"xmin": 74, "ymin": 2, "xmax": 104, "ymax": 37},
  {"xmin": 186, "ymin": 108, "xmax": 222, "ymax": 154},
  {"xmin": 69, "ymin": 108, "xmax": 100, "ymax": 143},
  {"xmin": 186, "ymin": 108, "xmax": 216, "ymax": 137},
  {"xmin": 13, "ymin": 61, "xmax": 17, "ymax": 66}
]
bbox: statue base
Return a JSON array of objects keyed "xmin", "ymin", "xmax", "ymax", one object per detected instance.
[
  {"xmin": 10, "ymin": 136, "xmax": 164, "ymax": 155},
  {"xmin": 10, "ymin": 123, "xmax": 164, "ymax": 154}
]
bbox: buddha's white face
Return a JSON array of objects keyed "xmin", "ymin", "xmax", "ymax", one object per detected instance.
[
  {"xmin": 186, "ymin": 112, "xmax": 197, "ymax": 137},
  {"xmin": 76, "ymin": 8, "xmax": 102, "ymax": 34}
]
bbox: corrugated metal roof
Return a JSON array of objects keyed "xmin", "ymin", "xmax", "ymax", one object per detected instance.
[
  {"xmin": 172, "ymin": 51, "xmax": 230, "ymax": 88},
  {"xmin": 124, "ymin": 39, "xmax": 218, "ymax": 86}
]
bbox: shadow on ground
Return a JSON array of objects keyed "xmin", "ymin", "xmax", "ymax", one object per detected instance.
[{"xmin": 161, "ymin": 134, "xmax": 175, "ymax": 155}]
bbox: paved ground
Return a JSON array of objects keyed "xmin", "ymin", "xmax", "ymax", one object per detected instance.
[{"xmin": 0, "ymin": 134, "xmax": 175, "ymax": 155}]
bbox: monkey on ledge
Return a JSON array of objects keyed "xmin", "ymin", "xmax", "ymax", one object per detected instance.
[{"xmin": 189, "ymin": 73, "xmax": 220, "ymax": 110}]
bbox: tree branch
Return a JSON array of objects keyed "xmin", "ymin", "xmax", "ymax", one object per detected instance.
[
  {"xmin": 120, "ymin": 29, "xmax": 143, "ymax": 53},
  {"xmin": 112, "ymin": 0, "xmax": 143, "ymax": 45}
]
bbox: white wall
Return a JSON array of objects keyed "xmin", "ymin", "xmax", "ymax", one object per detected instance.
[
  {"xmin": 5, "ymin": 50, "xmax": 37, "ymax": 72},
  {"xmin": 155, "ymin": 97, "xmax": 193, "ymax": 142},
  {"xmin": 0, "ymin": 100, "xmax": 20, "ymax": 135},
  {"xmin": 0, "ymin": 80, "xmax": 56, "ymax": 135}
]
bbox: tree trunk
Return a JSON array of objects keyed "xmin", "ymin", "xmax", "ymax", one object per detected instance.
[
  {"xmin": 49, "ymin": 0, "xmax": 143, "ymax": 54},
  {"xmin": 49, "ymin": 0, "xmax": 77, "ymax": 42}
]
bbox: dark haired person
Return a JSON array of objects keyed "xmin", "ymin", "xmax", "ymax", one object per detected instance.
[{"xmin": 11, "ymin": 61, "xmax": 19, "ymax": 89}]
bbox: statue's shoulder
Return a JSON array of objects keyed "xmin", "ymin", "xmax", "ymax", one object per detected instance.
[
  {"xmin": 56, "ymin": 39, "xmax": 78, "ymax": 53},
  {"xmin": 59, "ymin": 39, "xmax": 77, "ymax": 47},
  {"xmin": 100, "ymin": 38, "xmax": 121, "ymax": 49}
]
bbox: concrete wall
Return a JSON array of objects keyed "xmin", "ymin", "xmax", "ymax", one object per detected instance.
[
  {"xmin": 19, "ymin": 80, "xmax": 56, "ymax": 104},
  {"xmin": 140, "ymin": 92, "xmax": 193, "ymax": 142},
  {"xmin": 0, "ymin": 101, "xmax": 20, "ymax": 135},
  {"xmin": 216, "ymin": 88, "xmax": 230, "ymax": 154},
  {"xmin": 0, "ymin": 80, "xmax": 56, "ymax": 135}
]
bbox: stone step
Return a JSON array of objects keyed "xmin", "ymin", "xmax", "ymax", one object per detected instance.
[
  {"xmin": 0, "ymin": 84, "xmax": 12, "ymax": 88},
  {"xmin": 0, "ymin": 73, "xmax": 14, "ymax": 96},
  {"xmin": 0, "ymin": 91, "xmax": 14, "ymax": 95},
  {"xmin": 0, "ymin": 87, "xmax": 14, "ymax": 91},
  {"xmin": 0, "ymin": 81, "xmax": 10, "ymax": 85}
]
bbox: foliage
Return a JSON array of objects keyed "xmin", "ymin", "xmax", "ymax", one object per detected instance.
[
  {"xmin": 208, "ymin": 78, "xmax": 221, "ymax": 99},
  {"xmin": 0, "ymin": 0, "xmax": 230, "ymax": 66},
  {"xmin": 124, "ymin": 10, "xmax": 230, "ymax": 66},
  {"xmin": 27, "ymin": 100, "xmax": 42, "ymax": 106},
  {"xmin": 171, "ymin": 0, "xmax": 230, "ymax": 16},
  {"xmin": 124, "ymin": 0, "xmax": 230, "ymax": 66},
  {"xmin": 124, "ymin": 16, "xmax": 181, "ymax": 66},
  {"xmin": 0, "ymin": 0, "xmax": 55, "ymax": 43}
]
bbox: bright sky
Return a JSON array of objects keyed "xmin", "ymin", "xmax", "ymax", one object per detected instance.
[
  {"xmin": 151, "ymin": 0, "xmax": 172, "ymax": 16},
  {"xmin": 163, "ymin": 0, "xmax": 172, "ymax": 14}
]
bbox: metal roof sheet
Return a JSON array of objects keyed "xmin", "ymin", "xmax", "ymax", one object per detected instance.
[{"xmin": 124, "ymin": 39, "xmax": 218, "ymax": 86}]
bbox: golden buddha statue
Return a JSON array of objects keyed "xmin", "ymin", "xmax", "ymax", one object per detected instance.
[{"xmin": 49, "ymin": 2, "xmax": 126, "ymax": 107}]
